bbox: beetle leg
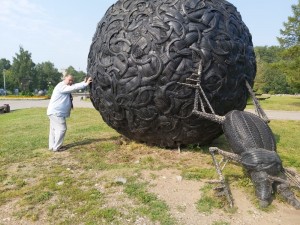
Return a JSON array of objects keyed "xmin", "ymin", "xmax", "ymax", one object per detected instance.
[
  {"xmin": 245, "ymin": 80, "xmax": 269, "ymax": 123},
  {"xmin": 209, "ymin": 147, "xmax": 235, "ymax": 207},
  {"xmin": 272, "ymin": 173, "xmax": 300, "ymax": 209}
]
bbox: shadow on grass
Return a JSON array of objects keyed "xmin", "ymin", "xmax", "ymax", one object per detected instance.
[
  {"xmin": 62, "ymin": 137, "xmax": 119, "ymax": 151},
  {"xmin": 273, "ymin": 133, "xmax": 281, "ymax": 144}
]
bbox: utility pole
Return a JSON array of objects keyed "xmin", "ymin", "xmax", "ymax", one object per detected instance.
[{"xmin": 3, "ymin": 69, "xmax": 6, "ymax": 96}]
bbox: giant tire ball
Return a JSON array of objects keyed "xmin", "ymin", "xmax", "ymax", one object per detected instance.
[{"xmin": 87, "ymin": 0, "xmax": 256, "ymax": 147}]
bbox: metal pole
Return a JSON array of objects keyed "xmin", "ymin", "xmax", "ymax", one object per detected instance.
[{"xmin": 3, "ymin": 69, "xmax": 6, "ymax": 96}]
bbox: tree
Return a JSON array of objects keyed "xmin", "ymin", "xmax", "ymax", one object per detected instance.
[
  {"xmin": 277, "ymin": 0, "xmax": 300, "ymax": 48},
  {"xmin": 254, "ymin": 46, "xmax": 289, "ymax": 93},
  {"xmin": 2, "ymin": 69, "xmax": 16, "ymax": 92},
  {"xmin": 280, "ymin": 45, "xmax": 300, "ymax": 92},
  {"xmin": 11, "ymin": 46, "xmax": 36, "ymax": 93},
  {"xmin": 35, "ymin": 61, "xmax": 62, "ymax": 90},
  {"xmin": 254, "ymin": 46, "xmax": 297, "ymax": 94},
  {"xmin": 65, "ymin": 66, "xmax": 86, "ymax": 82},
  {"xmin": 254, "ymin": 60, "xmax": 268, "ymax": 93},
  {"xmin": 262, "ymin": 63, "xmax": 291, "ymax": 94},
  {"xmin": 275, "ymin": 1, "xmax": 300, "ymax": 93},
  {"xmin": 0, "ymin": 58, "xmax": 11, "ymax": 71},
  {"xmin": 0, "ymin": 58, "xmax": 11, "ymax": 89},
  {"xmin": 254, "ymin": 46, "xmax": 283, "ymax": 63}
]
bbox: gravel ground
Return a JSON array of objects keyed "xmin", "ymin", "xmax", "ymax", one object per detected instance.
[{"xmin": 0, "ymin": 97, "xmax": 299, "ymax": 120}]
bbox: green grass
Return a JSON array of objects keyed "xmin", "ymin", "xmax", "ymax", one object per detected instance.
[
  {"xmin": 212, "ymin": 221, "xmax": 230, "ymax": 225},
  {"xmin": 270, "ymin": 120, "xmax": 300, "ymax": 169},
  {"xmin": 182, "ymin": 167, "xmax": 216, "ymax": 180},
  {"xmin": 124, "ymin": 179, "xmax": 176, "ymax": 225},
  {"xmin": 196, "ymin": 184, "xmax": 223, "ymax": 214},
  {"xmin": 246, "ymin": 95, "xmax": 300, "ymax": 111},
  {"xmin": 0, "ymin": 107, "xmax": 299, "ymax": 224}
]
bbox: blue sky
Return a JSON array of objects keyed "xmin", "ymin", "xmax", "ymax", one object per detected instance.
[{"xmin": 0, "ymin": 0, "xmax": 297, "ymax": 72}]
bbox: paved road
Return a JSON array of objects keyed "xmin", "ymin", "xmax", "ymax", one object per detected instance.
[
  {"xmin": 0, "ymin": 96, "xmax": 93, "ymax": 109},
  {"xmin": 245, "ymin": 109, "xmax": 300, "ymax": 121},
  {"xmin": 0, "ymin": 97, "xmax": 299, "ymax": 120}
]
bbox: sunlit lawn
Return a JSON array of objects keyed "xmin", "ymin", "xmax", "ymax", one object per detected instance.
[{"xmin": 246, "ymin": 95, "xmax": 300, "ymax": 111}]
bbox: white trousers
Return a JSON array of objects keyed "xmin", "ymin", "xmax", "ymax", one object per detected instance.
[{"xmin": 48, "ymin": 115, "xmax": 67, "ymax": 151}]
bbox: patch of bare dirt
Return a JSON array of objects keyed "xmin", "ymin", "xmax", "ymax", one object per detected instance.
[{"xmin": 142, "ymin": 169, "xmax": 300, "ymax": 225}]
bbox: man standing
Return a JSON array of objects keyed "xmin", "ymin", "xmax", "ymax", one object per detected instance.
[{"xmin": 47, "ymin": 74, "xmax": 92, "ymax": 152}]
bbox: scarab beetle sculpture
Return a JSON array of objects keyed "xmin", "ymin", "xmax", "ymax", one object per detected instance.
[
  {"xmin": 179, "ymin": 60, "xmax": 300, "ymax": 209},
  {"xmin": 87, "ymin": 0, "xmax": 300, "ymax": 208},
  {"xmin": 87, "ymin": 0, "xmax": 256, "ymax": 147}
]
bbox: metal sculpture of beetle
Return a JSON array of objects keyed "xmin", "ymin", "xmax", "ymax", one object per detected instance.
[
  {"xmin": 179, "ymin": 60, "xmax": 300, "ymax": 209},
  {"xmin": 87, "ymin": 0, "xmax": 256, "ymax": 147},
  {"xmin": 87, "ymin": 0, "xmax": 300, "ymax": 209}
]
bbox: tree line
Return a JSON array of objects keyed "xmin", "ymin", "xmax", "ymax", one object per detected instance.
[
  {"xmin": 250, "ymin": 1, "xmax": 300, "ymax": 94},
  {"xmin": 0, "ymin": 1, "xmax": 299, "ymax": 95},
  {"xmin": 0, "ymin": 47, "xmax": 87, "ymax": 95}
]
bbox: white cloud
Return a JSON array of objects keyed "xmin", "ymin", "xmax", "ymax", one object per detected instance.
[
  {"xmin": 0, "ymin": 0, "xmax": 45, "ymax": 29},
  {"xmin": 0, "ymin": 0, "xmax": 84, "ymax": 69},
  {"xmin": 0, "ymin": 0, "xmax": 73, "ymax": 37},
  {"xmin": 0, "ymin": 0, "xmax": 78, "ymax": 49}
]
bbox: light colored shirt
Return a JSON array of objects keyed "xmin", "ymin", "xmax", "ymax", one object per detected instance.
[{"xmin": 47, "ymin": 81, "xmax": 88, "ymax": 117}]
